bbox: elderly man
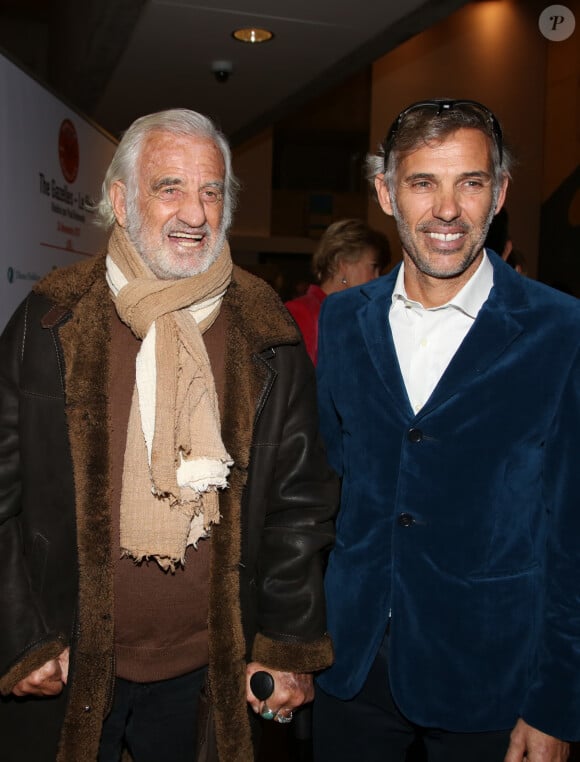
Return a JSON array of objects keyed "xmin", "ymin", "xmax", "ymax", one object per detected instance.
[
  {"xmin": 313, "ymin": 99, "xmax": 580, "ymax": 762},
  {"xmin": 0, "ymin": 109, "xmax": 337, "ymax": 762}
]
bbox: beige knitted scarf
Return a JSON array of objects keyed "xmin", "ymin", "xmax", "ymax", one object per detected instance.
[{"xmin": 106, "ymin": 225, "xmax": 233, "ymax": 571}]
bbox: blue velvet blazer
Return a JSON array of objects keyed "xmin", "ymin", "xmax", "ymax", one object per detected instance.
[{"xmin": 316, "ymin": 253, "xmax": 580, "ymax": 741}]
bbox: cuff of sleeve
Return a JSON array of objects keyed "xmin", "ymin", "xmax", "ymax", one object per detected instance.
[
  {"xmin": 251, "ymin": 632, "xmax": 334, "ymax": 674},
  {"xmin": 0, "ymin": 637, "xmax": 67, "ymax": 695}
]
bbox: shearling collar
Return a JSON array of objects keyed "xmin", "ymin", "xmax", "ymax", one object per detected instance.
[{"xmin": 35, "ymin": 252, "xmax": 300, "ymax": 353}]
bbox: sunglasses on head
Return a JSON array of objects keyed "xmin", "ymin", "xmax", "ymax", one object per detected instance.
[{"xmin": 383, "ymin": 99, "xmax": 503, "ymax": 167}]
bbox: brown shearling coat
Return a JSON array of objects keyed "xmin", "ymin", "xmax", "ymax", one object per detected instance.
[{"xmin": 0, "ymin": 254, "xmax": 337, "ymax": 761}]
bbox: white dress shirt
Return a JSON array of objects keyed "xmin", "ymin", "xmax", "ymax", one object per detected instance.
[{"xmin": 389, "ymin": 253, "xmax": 494, "ymax": 414}]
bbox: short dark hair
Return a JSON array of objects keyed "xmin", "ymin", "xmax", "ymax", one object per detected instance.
[{"xmin": 367, "ymin": 98, "xmax": 514, "ymax": 196}]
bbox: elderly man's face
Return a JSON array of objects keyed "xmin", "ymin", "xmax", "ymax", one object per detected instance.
[{"xmin": 111, "ymin": 130, "xmax": 226, "ymax": 279}]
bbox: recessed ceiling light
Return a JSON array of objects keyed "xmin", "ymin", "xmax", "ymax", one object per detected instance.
[{"xmin": 232, "ymin": 27, "xmax": 274, "ymax": 44}]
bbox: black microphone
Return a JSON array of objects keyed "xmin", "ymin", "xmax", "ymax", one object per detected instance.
[{"xmin": 250, "ymin": 670, "xmax": 275, "ymax": 700}]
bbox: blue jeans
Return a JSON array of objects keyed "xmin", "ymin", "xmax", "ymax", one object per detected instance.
[{"xmin": 98, "ymin": 667, "xmax": 207, "ymax": 762}]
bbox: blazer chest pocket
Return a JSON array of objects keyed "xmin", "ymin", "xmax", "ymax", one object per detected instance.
[{"xmin": 468, "ymin": 561, "xmax": 539, "ymax": 582}]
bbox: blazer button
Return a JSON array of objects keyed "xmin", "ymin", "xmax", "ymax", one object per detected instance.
[
  {"xmin": 408, "ymin": 428, "xmax": 423, "ymax": 443},
  {"xmin": 398, "ymin": 512, "xmax": 415, "ymax": 527}
]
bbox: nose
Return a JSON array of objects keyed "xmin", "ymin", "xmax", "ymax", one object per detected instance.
[
  {"xmin": 177, "ymin": 191, "xmax": 207, "ymax": 228},
  {"xmin": 432, "ymin": 186, "xmax": 461, "ymax": 221}
]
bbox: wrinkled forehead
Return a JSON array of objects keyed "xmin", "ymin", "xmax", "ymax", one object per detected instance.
[{"xmin": 137, "ymin": 130, "xmax": 225, "ymax": 183}]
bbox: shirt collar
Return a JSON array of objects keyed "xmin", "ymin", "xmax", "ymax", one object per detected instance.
[{"xmin": 392, "ymin": 252, "xmax": 493, "ymax": 318}]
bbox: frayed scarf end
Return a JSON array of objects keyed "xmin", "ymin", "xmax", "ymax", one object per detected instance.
[{"xmin": 120, "ymin": 547, "xmax": 185, "ymax": 574}]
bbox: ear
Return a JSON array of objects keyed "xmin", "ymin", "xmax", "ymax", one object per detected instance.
[
  {"xmin": 375, "ymin": 175, "xmax": 394, "ymax": 217},
  {"xmin": 337, "ymin": 262, "xmax": 348, "ymax": 281},
  {"xmin": 494, "ymin": 176, "xmax": 509, "ymax": 216},
  {"xmin": 109, "ymin": 181, "xmax": 128, "ymax": 227}
]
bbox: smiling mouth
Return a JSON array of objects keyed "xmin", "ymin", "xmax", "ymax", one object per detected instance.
[
  {"xmin": 425, "ymin": 232, "xmax": 463, "ymax": 242},
  {"xmin": 168, "ymin": 231, "xmax": 205, "ymax": 246}
]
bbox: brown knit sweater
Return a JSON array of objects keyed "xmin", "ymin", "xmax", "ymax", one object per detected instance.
[{"xmin": 109, "ymin": 304, "xmax": 226, "ymax": 682}]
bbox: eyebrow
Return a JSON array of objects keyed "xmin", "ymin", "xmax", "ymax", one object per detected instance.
[
  {"xmin": 200, "ymin": 180, "xmax": 225, "ymax": 191},
  {"xmin": 458, "ymin": 170, "xmax": 492, "ymax": 181},
  {"xmin": 149, "ymin": 177, "xmax": 226, "ymax": 193},
  {"xmin": 403, "ymin": 170, "xmax": 492, "ymax": 183},
  {"xmin": 150, "ymin": 176, "xmax": 183, "ymax": 191}
]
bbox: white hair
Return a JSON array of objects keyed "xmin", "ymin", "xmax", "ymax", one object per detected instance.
[{"xmin": 94, "ymin": 109, "xmax": 240, "ymax": 232}]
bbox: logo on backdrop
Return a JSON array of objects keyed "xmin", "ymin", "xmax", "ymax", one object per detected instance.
[
  {"xmin": 58, "ymin": 118, "xmax": 80, "ymax": 183},
  {"xmin": 6, "ymin": 266, "xmax": 40, "ymax": 284}
]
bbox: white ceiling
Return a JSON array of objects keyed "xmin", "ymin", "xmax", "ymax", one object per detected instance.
[{"xmin": 0, "ymin": 0, "xmax": 471, "ymax": 144}]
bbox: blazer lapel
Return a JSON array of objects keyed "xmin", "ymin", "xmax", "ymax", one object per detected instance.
[
  {"xmin": 419, "ymin": 259, "xmax": 527, "ymax": 418},
  {"xmin": 359, "ymin": 268, "xmax": 414, "ymax": 418}
]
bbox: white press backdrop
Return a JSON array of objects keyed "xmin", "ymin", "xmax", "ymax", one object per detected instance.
[{"xmin": 0, "ymin": 53, "xmax": 117, "ymax": 330}]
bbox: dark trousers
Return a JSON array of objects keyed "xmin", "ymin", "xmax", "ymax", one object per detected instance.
[
  {"xmin": 98, "ymin": 666, "xmax": 207, "ymax": 762},
  {"xmin": 312, "ymin": 633, "xmax": 511, "ymax": 762}
]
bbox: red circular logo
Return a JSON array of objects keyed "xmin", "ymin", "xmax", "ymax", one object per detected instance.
[{"xmin": 58, "ymin": 119, "xmax": 79, "ymax": 183}]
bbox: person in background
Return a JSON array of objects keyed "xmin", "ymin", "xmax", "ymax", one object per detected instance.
[
  {"xmin": 485, "ymin": 206, "xmax": 527, "ymax": 274},
  {"xmin": 313, "ymin": 98, "xmax": 580, "ymax": 762},
  {"xmin": 505, "ymin": 247, "xmax": 528, "ymax": 275},
  {"xmin": 285, "ymin": 218, "xmax": 390, "ymax": 363},
  {"xmin": 0, "ymin": 108, "xmax": 338, "ymax": 762},
  {"xmin": 484, "ymin": 205, "xmax": 513, "ymax": 260}
]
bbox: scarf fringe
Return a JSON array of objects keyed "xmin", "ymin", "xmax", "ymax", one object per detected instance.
[{"xmin": 120, "ymin": 548, "xmax": 186, "ymax": 574}]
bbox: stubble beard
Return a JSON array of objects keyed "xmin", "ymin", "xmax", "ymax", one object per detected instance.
[{"xmin": 391, "ymin": 191, "xmax": 498, "ymax": 280}]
